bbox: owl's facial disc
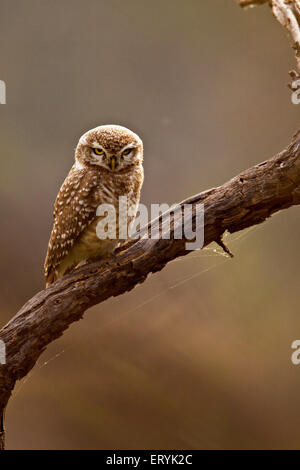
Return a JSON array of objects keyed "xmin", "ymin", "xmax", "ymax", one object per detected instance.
[{"xmin": 75, "ymin": 125, "xmax": 143, "ymax": 172}]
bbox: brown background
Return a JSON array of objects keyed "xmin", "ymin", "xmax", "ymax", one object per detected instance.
[{"xmin": 0, "ymin": 0, "xmax": 300, "ymax": 449}]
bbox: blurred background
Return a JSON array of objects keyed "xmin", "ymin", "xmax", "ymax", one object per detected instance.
[{"xmin": 0, "ymin": 0, "xmax": 300, "ymax": 450}]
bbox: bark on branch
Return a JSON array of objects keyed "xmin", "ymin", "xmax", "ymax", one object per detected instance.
[{"xmin": 1, "ymin": 129, "xmax": 300, "ymax": 449}]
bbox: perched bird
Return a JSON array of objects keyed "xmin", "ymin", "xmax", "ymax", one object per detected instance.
[{"xmin": 44, "ymin": 125, "xmax": 144, "ymax": 287}]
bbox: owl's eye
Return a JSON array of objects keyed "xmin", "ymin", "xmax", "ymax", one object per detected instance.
[
  {"xmin": 93, "ymin": 148, "xmax": 105, "ymax": 156},
  {"xmin": 122, "ymin": 148, "xmax": 132, "ymax": 156}
]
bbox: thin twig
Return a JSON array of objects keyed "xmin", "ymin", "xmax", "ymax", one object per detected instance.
[
  {"xmin": 239, "ymin": 0, "xmax": 300, "ymax": 76},
  {"xmin": 272, "ymin": 0, "xmax": 300, "ymax": 73}
]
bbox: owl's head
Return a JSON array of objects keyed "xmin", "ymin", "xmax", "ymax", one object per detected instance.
[{"xmin": 75, "ymin": 125, "xmax": 143, "ymax": 173}]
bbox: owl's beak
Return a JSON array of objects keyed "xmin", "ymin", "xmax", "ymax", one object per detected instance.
[{"xmin": 109, "ymin": 155, "xmax": 118, "ymax": 171}]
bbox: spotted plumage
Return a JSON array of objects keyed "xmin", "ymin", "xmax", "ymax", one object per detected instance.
[{"xmin": 44, "ymin": 125, "xmax": 144, "ymax": 287}]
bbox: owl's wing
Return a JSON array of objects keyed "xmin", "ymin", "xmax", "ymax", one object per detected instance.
[{"xmin": 44, "ymin": 167, "xmax": 101, "ymax": 284}]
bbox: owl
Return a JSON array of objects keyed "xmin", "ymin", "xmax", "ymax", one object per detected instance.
[{"xmin": 44, "ymin": 124, "xmax": 144, "ymax": 287}]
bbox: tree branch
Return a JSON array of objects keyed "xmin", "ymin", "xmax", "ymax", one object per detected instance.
[{"xmin": 1, "ymin": 129, "xmax": 300, "ymax": 437}]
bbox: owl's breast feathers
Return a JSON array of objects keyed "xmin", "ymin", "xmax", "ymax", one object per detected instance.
[{"xmin": 44, "ymin": 163, "xmax": 143, "ymax": 286}]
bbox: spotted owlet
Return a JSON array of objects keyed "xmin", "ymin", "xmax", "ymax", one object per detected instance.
[{"xmin": 44, "ymin": 124, "xmax": 144, "ymax": 287}]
